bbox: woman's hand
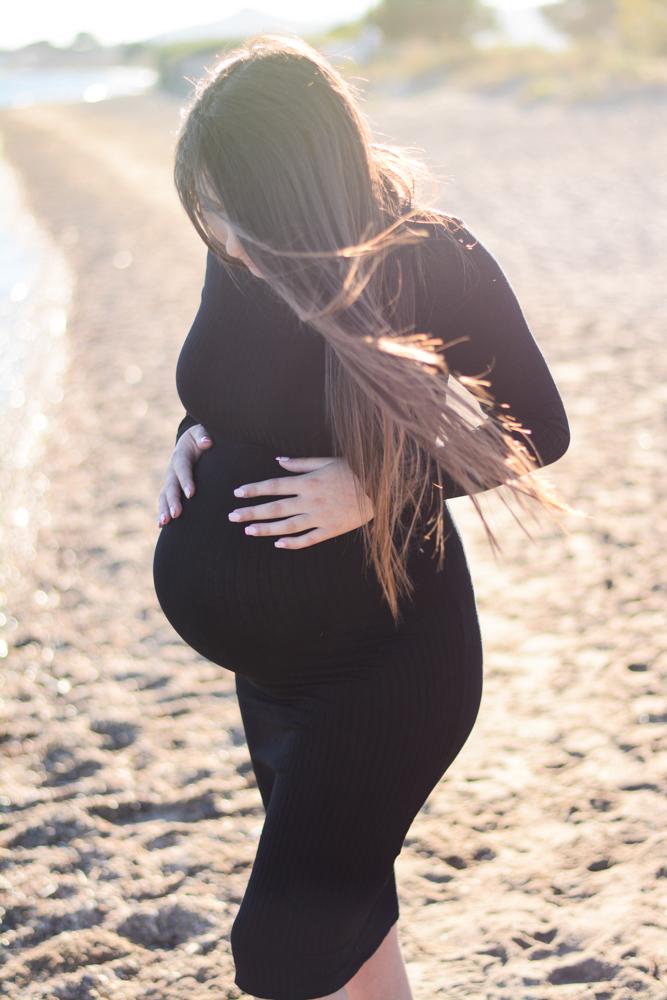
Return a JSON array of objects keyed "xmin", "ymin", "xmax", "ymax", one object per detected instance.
[
  {"xmin": 157, "ymin": 424, "xmax": 213, "ymax": 527},
  {"xmin": 228, "ymin": 456, "xmax": 374, "ymax": 548}
]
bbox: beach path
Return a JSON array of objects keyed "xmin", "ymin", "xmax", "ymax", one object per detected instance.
[{"xmin": 0, "ymin": 86, "xmax": 665, "ymax": 998}]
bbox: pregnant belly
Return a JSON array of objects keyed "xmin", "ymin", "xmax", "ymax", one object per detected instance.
[{"xmin": 152, "ymin": 440, "xmax": 408, "ymax": 674}]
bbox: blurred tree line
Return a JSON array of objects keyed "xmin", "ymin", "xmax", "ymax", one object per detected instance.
[
  {"xmin": 150, "ymin": 0, "xmax": 666, "ymax": 98},
  {"xmin": 364, "ymin": 0, "xmax": 497, "ymax": 40},
  {"xmin": 365, "ymin": 0, "xmax": 667, "ymax": 57},
  {"xmin": 542, "ymin": 0, "xmax": 667, "ymax": 56}
]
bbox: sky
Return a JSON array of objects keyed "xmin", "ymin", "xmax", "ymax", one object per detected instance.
[{"xmin": 0, "ymin": 0, "xmax": 550, "ymax": 51}]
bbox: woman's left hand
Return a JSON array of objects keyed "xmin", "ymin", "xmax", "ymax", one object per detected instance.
[{"xmin": 227, "ymin": 456, "xmax": 374, "ymax": 549}]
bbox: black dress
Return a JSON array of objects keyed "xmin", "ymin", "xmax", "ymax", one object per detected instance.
[{"xmin": 152, "ymin": 218, "xmax": 570, "ymax": 999}]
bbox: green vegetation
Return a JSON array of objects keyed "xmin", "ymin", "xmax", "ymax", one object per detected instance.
[
  {"xmin": 352, "ymin": 36, "xmax": 667, "ymax": 104},
  {"xmin": 152, "ymin": 37, "xmax": 247, "ymax": 95},
  {"xmin": 346, "ymin": 0, "xmax": 667, "ymax": 103},
  {"xmin": 542, "ymin": 0, "xmax": 667, "ymax": 56},
  {"xmin": 448, "ymin": 38, "xmax": 667, "ymax": 102},
  {"xmin": 147, "ymin": 0, "xmax": 667, "ymax": 105},
  {"xmin": 364, "ymin": 0, "xmax": 496, "ymax": 40}
]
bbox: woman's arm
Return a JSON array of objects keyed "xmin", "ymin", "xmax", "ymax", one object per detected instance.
[
  {"xmin": 421, "ymin": 221, "xmax": 570, "ymax": 499},
  {"xmin": 172, "ymin": 249, "xmax": 223, "ymax": 447}
]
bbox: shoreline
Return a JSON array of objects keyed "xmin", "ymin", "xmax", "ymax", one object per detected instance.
[{"xmin": 0, "ymin": 143, "xmax": 74, "ymax": 598}]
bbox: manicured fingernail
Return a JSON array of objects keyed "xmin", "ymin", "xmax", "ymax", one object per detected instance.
[
  {"xmin": 275, "ymin": 540, "xmax": 286, "ymax": 547},
  {"xmin": 184, "ymin": 486, "xmax": 191, "ymax": 498},
  {"xmin": 234, "ymin": 488, "xmax": 246, "ymax": 497},
  {"xmin": 275, "ymin": 456, "xmax": 290, "ymax": 462},
  {"xmin": 170, "ymin": 505, "xmax": 177, "ymax": 516},
  {"xmin": 201, "ymin": 436, "xmax": 211, "ymax": 444}
]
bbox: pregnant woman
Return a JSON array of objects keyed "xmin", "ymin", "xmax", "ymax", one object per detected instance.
[{"xmin": 152, "ymin": 34, "xmax": 571, "ymax": 1000}]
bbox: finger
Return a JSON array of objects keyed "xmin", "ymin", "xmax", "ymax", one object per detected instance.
[
  {"xmin": 233, "ymin": 476, "xmax": 302, "ymax": 499},
  {"xmin": 274, "ymin": 528, "xmax": 329, "ymax": 549},
  {"xmin": 157, "ymin": 486, "xmax": 182, "ymax": 523},
  {"xmin": 181, "ymin": 423, "xmax": 213, "ymax": 449},
  {"xmin": 241, "ymin": 514, "xmax": 313, "ymax": 537},
  {"xmin": 228, "ymin": 498, "xmax": 301, "ymax": 522},
  {"xmin": 194, "ymin": 428, "xmax": 213, "ymax": 448},
  {"xmin": 275, "ymin": 457, "xmax": 335, "ymax": 472},
  {"xmin": 163, "ymin": 473, "xmax": 186, "ymax": 518},
  {"xmin": 174, "ymin": 429, "xmax": 213, "ymax": 498},
  {"xmin": 157, "ymin": 490, "xmax": 172, "ymax": 526},
  {"xmin": 171, "ymin": 451, "xmax": 196, "ymax": 499}
]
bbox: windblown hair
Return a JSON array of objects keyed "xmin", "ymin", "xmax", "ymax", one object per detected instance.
[{"xmin": 173, "ymin": 33, "xmax": 573, "ymax": 625}]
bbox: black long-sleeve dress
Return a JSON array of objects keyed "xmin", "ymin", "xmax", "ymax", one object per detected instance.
[{"xmin": 152, "ymin": 216, "xmax": 570, "ymax": 999}]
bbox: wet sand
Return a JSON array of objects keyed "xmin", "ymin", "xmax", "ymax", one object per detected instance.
[{"xmin": 0, "ymin": 84, "xmax": 665, "ymax": 998}]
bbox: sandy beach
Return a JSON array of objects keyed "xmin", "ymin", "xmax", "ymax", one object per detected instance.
[{"xmin": 0, "ymin": 82, "xmax": 665, "ymax": 999}]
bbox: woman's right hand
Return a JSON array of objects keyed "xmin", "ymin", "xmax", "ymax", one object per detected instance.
[{"xmin": 157, "ymin": 424, "xmax": 214, "ymax": 527}]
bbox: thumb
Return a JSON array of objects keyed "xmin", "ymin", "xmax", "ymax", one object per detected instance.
[{"xmin": 275, "ymin": 456, "xmax": 332, "ymax": 472}]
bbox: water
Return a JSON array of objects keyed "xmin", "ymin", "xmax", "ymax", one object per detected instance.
[
  {"xmin": 0, "ymin": 142, "xmax": 74, "ymax": 574},
  {"xmin": 0, "ymin": 65, "xmax": 156, "ymax": 580},
  {"xmin": 0, "ymin": 65, "xmax": 157, "ymax": 414},
  {"xmin": 0, "ymin": 64, "xmax": 157, "ymax": 109}
]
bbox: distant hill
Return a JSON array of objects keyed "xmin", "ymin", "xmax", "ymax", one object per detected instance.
[{"xmin": 144, "ymin": 6, "xmax": 337, "ymax": 46}]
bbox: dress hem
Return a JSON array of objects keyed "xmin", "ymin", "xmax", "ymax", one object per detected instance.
[{"xmin": 233, "ymin": 897, "xmax": 400, "ymax": 1000}]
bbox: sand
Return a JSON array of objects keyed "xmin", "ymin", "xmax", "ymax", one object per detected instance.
[{"xmin": 0, "ymin": 82, "xmax": 665, "ymax": 999}]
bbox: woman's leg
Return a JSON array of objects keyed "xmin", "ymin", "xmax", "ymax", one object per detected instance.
[{"xmin": 345, "ymin": 921, "xmax": 412, "ymax": 1000}]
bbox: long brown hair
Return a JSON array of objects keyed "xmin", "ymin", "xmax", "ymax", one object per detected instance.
[{"xmin": 173, "ymin": 33, "xmax": 574, "ymax": 625}]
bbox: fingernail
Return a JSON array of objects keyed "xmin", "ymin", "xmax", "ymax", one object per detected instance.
[
  {"xmin": 170, "ymin": 505, "xmax": 177, "ymax": 516},
  {"xmin": 201, "ymin": 436, "xmax": 211, "ymax": 444},
  {"xmin": 184, "ymin": 486, "xmax": 191, "ymax": 498},
  {"xmin": 233, "ymin": 488, "xmax": 246, "ymax": 497},
  {"xmin": 275, "ymin": 456, "xmax": 290, "ymax": 462}
]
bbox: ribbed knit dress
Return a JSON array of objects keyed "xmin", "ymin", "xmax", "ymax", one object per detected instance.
[{"xmin": 152, "ymin": 215, "xmax": 570, "ymax": 1000}]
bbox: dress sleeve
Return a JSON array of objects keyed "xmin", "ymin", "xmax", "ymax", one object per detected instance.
[
  {"xmin": 173, "ymin": 249, "xmax": 222, "ymax": 446},
  {"xmin": 419, "ymin": 220, "xmax": 571, "ymax": 499}
]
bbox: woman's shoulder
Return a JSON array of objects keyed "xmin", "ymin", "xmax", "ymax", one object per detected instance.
[
  {"xmin": 405, "ymin": 210, "xmax": 490, "ymax": 310},
  {"xmin": 408, "ymin": 210, "xmax": 484, "ymax": 260},
  {"xmin": 411, "ymin": 208, "xmax": 465, "ymax": 231}
]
